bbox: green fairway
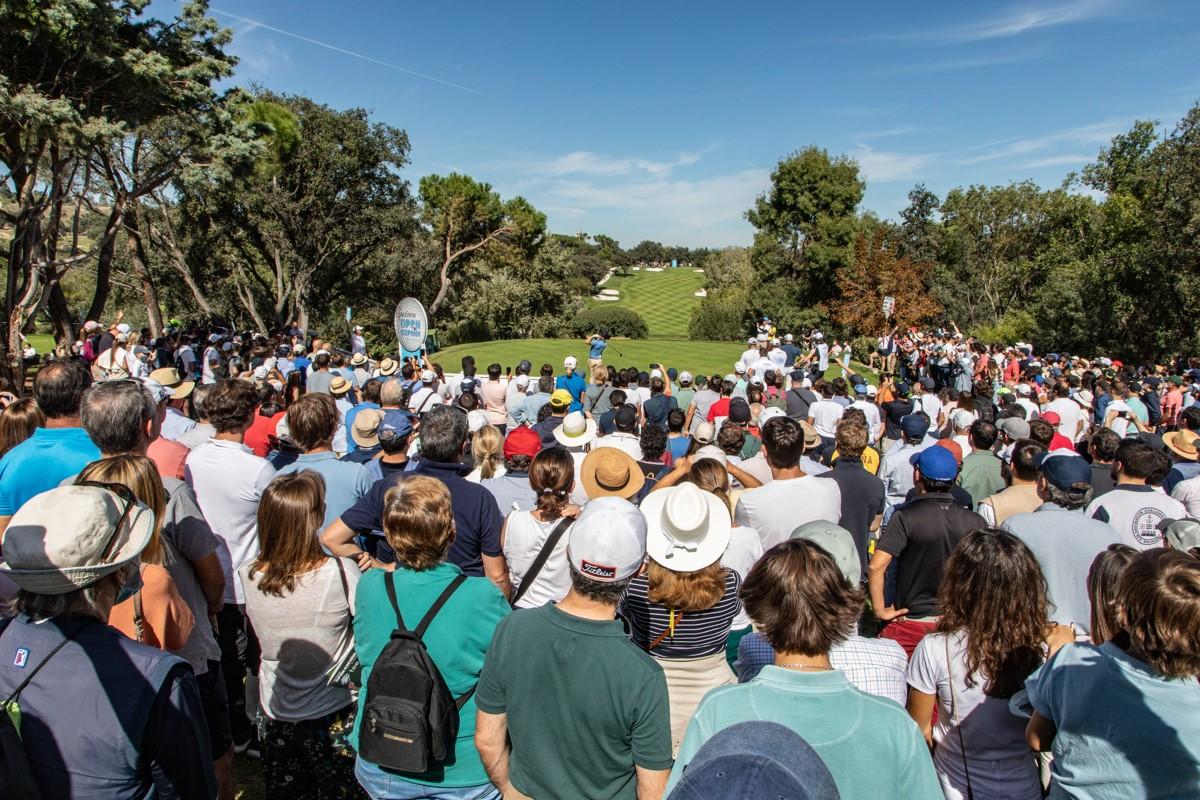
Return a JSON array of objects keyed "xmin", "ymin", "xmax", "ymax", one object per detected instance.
[
  {"xmin": 585, "ymin": 268, "xmax": 706, "ymax": 339},
  {"xmin": 28, "ymin": 334, "xmax": 54, "ymax": 354}
]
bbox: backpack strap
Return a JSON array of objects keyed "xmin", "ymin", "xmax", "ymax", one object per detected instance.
[
  {"xmin": 385, "ymin": 572, "xmax": 476, "ymax": 709},
  {"xmin": 509, "ymin": 516, "xmax": 573, "ymax": 608},
  {"xmin": 384, "ymin": 571, "xmax": 408, "ymax": 632}
]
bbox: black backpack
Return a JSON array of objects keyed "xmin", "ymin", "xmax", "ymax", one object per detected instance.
[{"xmin": 358, "ymin": 573, "xmax": 473, "ymax": 774}]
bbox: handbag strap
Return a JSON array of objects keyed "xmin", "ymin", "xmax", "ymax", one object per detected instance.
[
  {"xmin": 333, "ymin": 557, "xmax": 353, "ymax": 620},
  {"xmin": 647, "ymin": 610, "xmax": 682, "ymax": 652},
  {"xmin": 4, "ymin": 620, "xmax": 88, "ymax": 705},
  {"xmin": 510, "ymin": 516, "xmax": 573, "ymax": 608},
  {"xmin": 132, "ymin": 591, "xmax": 145, "ymax": 644},
  {"xmin": 945, "ymin": 635, "xmax": 975, "ymax": 800},
  {"xmin": 383, "ymin": 572, "xmax": 475, "ymax": 708}
]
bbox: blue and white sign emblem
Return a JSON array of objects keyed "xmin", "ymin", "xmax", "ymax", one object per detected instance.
[{"xmin": 394, "ymin": 297, "xmax": 428, "ymax": 354}]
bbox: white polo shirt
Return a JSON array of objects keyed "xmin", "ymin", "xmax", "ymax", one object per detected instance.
[{"xmin": 734, "ymin": 475, "xmax": 842, "ymax": 549}]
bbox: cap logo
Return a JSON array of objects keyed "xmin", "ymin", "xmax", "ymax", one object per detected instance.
[{"xmin": 579, "ymin": 560, "xmax": 617, "ymax": 580}]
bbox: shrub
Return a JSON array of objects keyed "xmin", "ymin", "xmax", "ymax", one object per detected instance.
[
  {"xmin": 569, "ymin": 307, "xmax": 649, "ymax": 339},
  {"xmin": 852, "ymin": 335, "xmax": 877, "ymax": 359},
  {"xmin": 688, "ymin": 290, "xmax": 752, "ymax": 341}
]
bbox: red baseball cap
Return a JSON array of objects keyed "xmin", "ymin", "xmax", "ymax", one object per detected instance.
[
  {"xmin": 1040, "ymin": 411, "xmax": 1061, "ymax": 425},
  {"xmin": 935, "ymin": 439, "xmax": 963, "ymax": 467},
  {"xmin": 503, "ymin": 425, "xmax": 542, "ymax": 459}
]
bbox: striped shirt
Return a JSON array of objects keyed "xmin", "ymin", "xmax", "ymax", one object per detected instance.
[{"xmin": 621, "ymin": 570, "xmax": 741, "ymax": 659}]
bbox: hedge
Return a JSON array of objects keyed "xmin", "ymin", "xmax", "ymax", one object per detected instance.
[{"xmin": 568, "ymin": 307, "xmax": 649, "ymax": 339}]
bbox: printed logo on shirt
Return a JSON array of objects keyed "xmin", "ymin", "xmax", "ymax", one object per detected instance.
[
  {"xmin": 1132, "ymin": 508, "xmax": 1165, "ymax": 547},
  {"xmin": 579, "ymin": 560, "xmax": 617, "ymax": 580},
  {"xmin": 13, "ymin": 648, "xmax": 29, "ymax": 668}
]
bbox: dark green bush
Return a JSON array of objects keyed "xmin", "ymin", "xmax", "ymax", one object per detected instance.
[
  {"xmin": 688, "ymin": 290, "xmax": 752, "ymax": 341},
  {"xmin": 569, "ymin": 307, "xmax": 649, "ymax": 339}
]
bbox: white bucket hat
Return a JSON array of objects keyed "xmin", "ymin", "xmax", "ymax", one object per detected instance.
[
  {"xmin": 553, "ymin": 410, "xmax": 597, "ymax": 448},
  {"xmin": 641, "ymin": 482, "xmax": 732, "ymax": 572},
  {"xmin": 0, "ymin": 485, "xmax": 155, "ymax": 594}
]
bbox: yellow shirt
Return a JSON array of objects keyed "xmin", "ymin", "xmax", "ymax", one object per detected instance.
[{"xmin": 829, "ymin": 445, "xmax": 881, "ymax": 475}]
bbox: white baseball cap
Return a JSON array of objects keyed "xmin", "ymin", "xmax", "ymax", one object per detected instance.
[
  {"xmin": 748, "ymin": 337, "xmax": 757, "ymax": 345},
  {"xmin": 866, "ymin": 384, "xmax": 878, "ymax": 397},
  {"xmin": 115, "ymin": 323, "xmax": 131, "ymax": 336},
  {"xmin": 650, "ymin": 369, "xmax": 663, "ymax": 380},
  {"xmin": 693, "ymin": 444, "xmax": 727, "ymax": 467},
  {"xmin": 784, "ymin": 333, "xmax": 794, "ymax": 342},
  {"xmin": 694, "ymin": 421, "xmax": 716, "ymax": 445},
  {"xmin": 420, "ymin": 369, "xmax": 436, "ymax": 383},
  {"xmin": 564, "ymin": 356, "xmax": 577, "ymax": 369},
  {"xmin": 734, "ymin": 362, "xmax": 747, "ymax": 374},
  {"xmin": 567, "ymin": 497, "xmax": 647, "ymax": 582},
  {"xmin": 515, "ymin": 374, "xmax": 529, "ymax": 389},
  {"xmin": 756, "ymin": 333, "xmax": 769, "ymax": 343},
  {"xmin": 641, "ymin": 483, "xmax": 731, "ymax": 572},
  {"xmin": 1016, "ymin": 384, "xmax": 1032, "ymax": 396},
  {"xmin": 467, "ymin": 410, "xmax": 489, "ymax": 434},
  {"xmin": 758, "ymin": 406, "xmax": 786, "ymax": 426},
  {"xmin": 813, "ymin": 332, "xmax": 824, "ymax": 340},
  {"xmin": 679, "ymin": 371, "xmax": 693, "ymax": 384}
]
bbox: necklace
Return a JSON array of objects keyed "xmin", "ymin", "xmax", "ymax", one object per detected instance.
[{"xmin": 776, "ymin": 663, "xmax": 832, "ymax": 671}]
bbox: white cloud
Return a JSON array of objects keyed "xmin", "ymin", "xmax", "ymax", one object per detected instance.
[
  {"xmin": 853, "ymin": 125, "xmax": 918, "ymax": 140},
  {"xmin": 888, "ymin": 50, "xmax": 1041, "ymax": 74},
  {"xmin": 917, "ymin": 0, "xmax": 1112, "ymax": 42},
  {"xmin": 1021, "ymin": 153, "xmax": 1092, "ymax": 168},
  {"xmin": 851, "ymin": 145, "xmax": 936, "ymax": 182},
  {"xmin": 537, "ymin": 150, "xmax": 701, "ymax": 178},
  {"xmin": 958, "ymin": 119, "xmax": 1129, "ymax": 165}
]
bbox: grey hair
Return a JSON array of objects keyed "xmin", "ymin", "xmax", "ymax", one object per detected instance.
[
  {"xmin": 379, "ymin": 379, "xmax": 404, "ymax": 407},
  {"xmin": 2, "ymin": 568, "xmax": 127, "ymax": 621},
  {"xmin": 80, "ymin": 381, "xmax": 156, "ymax": 454},
  {"xmin": 1046, "ymin": 482, "xmax": 1093, "ymax": 510},
  {"xmin": 191, "ymin": 383, "xmax": 214, "ymax": 419}
]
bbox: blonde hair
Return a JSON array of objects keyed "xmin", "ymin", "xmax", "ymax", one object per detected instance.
[
  {"xmin": 77, "ymin": 455, "xmax": 166, "ymax": 565},
  {"xmin": 472, "ymin": 424, "xmax": 504, "ymax": 479},
  {"xmin": 382, "ymin": 476, "xmax": 456, "ymax": 571}
]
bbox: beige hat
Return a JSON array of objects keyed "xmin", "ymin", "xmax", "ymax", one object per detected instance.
[
  {"xmin": 148, "ymin": 367, "xmax": 195, "ymax": 400},
  {"xmin": 350, "ymin": 353, "xmax": 368, "ymax": 367},
  {"xmin": 0, "ymin": 485, "xmax": 155, "ymax": 594},
  {"xmin": 580, "ymin": 448, "xmax": 644, "ymax": 500},
  {"xmin": 799, "ymin": 420, "xmax": 821, "ymax": 449},
  {"xmin": 693, "ymin": 421, "xmax": 716, "ymax": 445},
  {"xmin": 553, "ymin": 411, "xmax": 597, "ymax": 448},
  {"xmin": 1164, "ymin": 431, "xmax": 1199, "ymax": 461},
  {"xmin": 352, "ymin": 409, "xmax": 385, "ymax": 448},
  {"xmin": 377, "ymin": 357, "xmax": 399, "ymax": 377},
  {"xmin": 641, "ymin": 483, "xmax": 731, "ymax": 572},
  {"xmin": 330, "ymin": 376, "xmax": 352, "ymax": 396},
  {"xmin": 693, "ymin": 444, "xmax": 727, "ymax": 467}
]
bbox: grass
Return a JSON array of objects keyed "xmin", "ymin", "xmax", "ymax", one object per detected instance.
[
  {"xmin": 585, "ymin": 267, "xmax": 706, "ymax": 339},
  {"xmin": 27, "ymin": 333, "xmax": 54, "ymax": 353}
]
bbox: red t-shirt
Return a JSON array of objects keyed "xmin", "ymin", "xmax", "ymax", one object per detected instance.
[
  {"xmin": 706, "ymin": 397, "xmax": 731, "ymax": 423},
  {"xmin": 244, "ymin": 410, "xmax": 285, "ymax": 457}
]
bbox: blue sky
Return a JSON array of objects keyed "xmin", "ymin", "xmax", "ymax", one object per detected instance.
[{"xmin": 185, "ymin": 0, "xmax": 1198, "ymax": 247}]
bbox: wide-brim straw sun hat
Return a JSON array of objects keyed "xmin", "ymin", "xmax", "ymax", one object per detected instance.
[{"xmin": 640, "ymin": 482, "xmax": 731, "ymax": 572}]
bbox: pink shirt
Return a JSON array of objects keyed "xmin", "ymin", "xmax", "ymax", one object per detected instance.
[
  {"xmin": 481, "ymin": 379, "xmax": 508, "ymax": 426},
  {"xmin": 148, "ymin": 437, "xmax": 188, "ymax": 481}
]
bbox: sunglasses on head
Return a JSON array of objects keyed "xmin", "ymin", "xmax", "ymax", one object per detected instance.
[{"xmin": 74, "ymin": 480, "xmax": 138, "ymax": 564}]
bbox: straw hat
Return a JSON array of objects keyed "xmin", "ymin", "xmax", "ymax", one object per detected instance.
[
  {"xmin": 0, "ymin": 485, "xmax": 155, "ymax": 594},
  {"xmin": 1164, "ymin": 431, "xmax": 1199, "ymax": 461},
  {"xmin": 352, "ymin": 409, "xmax": 385, "ymax": 448},
  {"xmin": 148, "ymin": 367, "xmax": 194, "ymax": 400},
  {"xmin": 377, "ymin": 357, "xmax": 398, "ymax": 377},
  {"xmin": 580, "ymin": 448, "xmax": 644, "ymax": 500},
  {"xmin": 641, "ymin": 483, "xmax": 731, "ymax": 572},
  {"xmin": 329, "ymin": 376, "xmax": 352, "ymax": 396},
  {"xmin": 350, "ymin": 353, "xmax": 368, "ymax": 367}
]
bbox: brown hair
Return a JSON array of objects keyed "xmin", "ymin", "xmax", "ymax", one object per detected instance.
[
  {"xmin": 686, "ymin": 459, "xmax": 732, "ymax": 517},
  {"xmin": 646, "ymin": 560, "xmax": 727, "ymax": 612},
  {"xmin": 741, "ymin": 539, "xmax": 863, "ymax": 656},
  {"xmin": 205, "ymin": 379, "xmax": 259, "ymax": 433},
  {"xmin": 382, "ymin": 476, "xmax": 455, "ymax": 571},
  {"xmin": 285, "ymin": 393, "xmax": 338, "ymax": 451},
  {"xmin": 834, "ymin": 420, "xmax": 868, "ymax": 459},
  {"xmin": 530, "ymin": 446, "xmax": 574, "ymax": 520},
  {"xmin": 251, "ymin": 472, "xmax": 327, "ymax": 597},
  {"xmin": 1117, "ymin": 548, "xmax": 1200, "ymax": 679},
  {"xmin": 1087, "ymin": 544, "xmax": 1137, "ymax": 646},
  {"xmin": 937, "ymin": 529, "xmax": 1054, "ymax": 698},
  {"xmin": 78, "ymin": 455, "xmax": 166, "ymax": 566},
  {"xmin": 0, "ymin": 397, "xmax": 44, "ymax": 459},
  {"xmin": 471, "ymin": 425, "xmax": 504, "ymax": 480}
]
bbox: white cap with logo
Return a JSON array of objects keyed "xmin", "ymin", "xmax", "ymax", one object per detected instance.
[{"xmin": 567, "ymin": 497, "xmax": 647, "ymax": 582}]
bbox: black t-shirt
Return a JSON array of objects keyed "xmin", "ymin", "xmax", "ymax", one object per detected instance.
[
  {"xmin": 1091, "ymin": 461, "xmax": 1116, "ymax": 499},
  {"xmin": 877, "ymin": 493, "xmax": 986, "ymax": 617},
  {"xmin": 818, "ymin": 459, "xmax": 885, "ymax": 578},
  {"xmin": 642, "ymin": 394, "xmax": 677, "ymax": 431},
  {"xmin": 881, "ymin": 398, "xmax": 915, "ymax": 440}
]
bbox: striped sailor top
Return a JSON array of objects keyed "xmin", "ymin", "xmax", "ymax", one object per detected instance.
[{"xmin": 621, "ymin": 569, "xmax": 741, "ymax": 659}]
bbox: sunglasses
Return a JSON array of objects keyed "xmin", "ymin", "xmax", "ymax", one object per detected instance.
[{"xmin": 75, "ymin": 480, "xmax": 138, "ymax": 564}]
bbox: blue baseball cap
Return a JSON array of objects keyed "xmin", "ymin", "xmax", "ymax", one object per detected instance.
[
  {"xmin": 379, "ymin": 409, "xmax": 413, "ymax": 441},
  {"xmin": 910, "ymin": 446, "xmax": 958, "ymax": 481},
  {"xmin": 900, "ymin": 414, "xmax": 929, "ymax": 439},
  {"xmin": 853, "ymin": 382, "xmax": 868, "ymax": 395},
  {"xmin": 1033, "ymin": 451, "xmax": 1091, "ymax": 490},
  {"xmin": 668, "ymin": 721, "xmax": 839, "ymax": 800}
]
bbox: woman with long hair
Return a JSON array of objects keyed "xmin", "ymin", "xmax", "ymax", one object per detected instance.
[
  {"xmin": 622, "ymin": 481, "xmax": 741, "ymax": 752},
  {"xmin": 906, "ymin": 529, "xmax": 1074, "ymax": 800},
  {"xmin": 285, "ymin": 369, "xmax": 305, "ymax": 406},
  {"xmin": 0, "ymin": 396, "xmax": 44, "ymax": 459},
  {"xmin": 241, "ymin": 471, "xmax": 361, "ymax": 798},
  {"xmin": 1086, "ymin": 543, "xmax": 1137, "ymax": 646},
  {"xmin": 466, "ymin": 423, "xmax": 505, "ymax": 481},
  {"xmin": 352, "ymin": 476, "xmax": 510, "ymax": 799},
  {"xmin": 502, "ymin": 446, "xmax": 580, "ymax": 608},
  {"xmin": 80, "ymin": 455, "xmax": 195, "ymax": 652}
]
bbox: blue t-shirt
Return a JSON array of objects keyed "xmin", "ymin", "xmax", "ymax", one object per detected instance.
[
  {"xmin": 589, "ymin": 338, "xmax": 608, "ymax": 359},
  {"xmin": 556, "ymin": 373, "xmax": 586, "ymax": 413},
  {"xmin": 667, "ymin": 435, "xmax": 690, "ymax": 461},
  {"xmin": 342, "ymin": 401, "xmax": 380, "ymax": 454},
  {"xmin": 0, "ymin": 427, "xmax": 100, "ymax": 515},
  {"xmin": 276, "ymin": 451, "xmax": 374, "ymax": 528},
  {"xmin": 1026, "ymin": 641, "xmax": 1200, "ymax": 799}
]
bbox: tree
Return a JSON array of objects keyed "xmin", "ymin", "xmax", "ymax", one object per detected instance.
[
  {"xmin": 897, "ymin": 183, "xmax": 941, "ymax": 264},
  {"xmin": 832, "ymin": 230, "xmax": 941, "ymax": 335},
  {"xmin": 0, "ymin": 0, "xmax": 234, "ymax": 378},
  {"xmin": 745, "ymin": 146, "xmax": 864, "ymax": 306},
  {"xmin": 419, "ymin": 173, "xmax": 546, "ymax": 317},
  {"xmin": 701, "ymin": 247, "xmax": 754, "ymax": 294}
]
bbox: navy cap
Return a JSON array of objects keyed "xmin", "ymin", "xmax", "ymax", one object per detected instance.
[
  {"xmin": 1033, "ymin": 451, "xmax": 1091, "ymax": 490},
  {"xmin": 379, "ymin": 409, "xmax": 413, "ymax": 440},
  {"xmin": 668, "ymin": 721, "xmax": 839, "ymax": 800},
  {"xmin": 615, "ymin": 404, "xmax": 637, "ymax": 429},
  {"xmin": 911, "ymin": 446, "xmax": 958, "ymax": 481},
  {"xmin": 895, "ymin": 381, "xmax": 911, "ymax": 396},
  {"xmin": 729, "ymin": 397, "xmax": 752, "ymax": 423},
  {"xmin": 920, "ymin": 376, "xmax": 935, "ymax": 391},
  {"xmin": 900, "ymin": 413, "xmax": 929, "ymax": 439},
  {"xmin": 853, "ymin": 382, "xmax": 868, "ymax": 395},
  {"xmin": 791, "ymin": 369, "xmax": 806, "ymax": 381},
  {"xmin": 667, "ymin": 367, "xmax": 678, "ymax": 381}
]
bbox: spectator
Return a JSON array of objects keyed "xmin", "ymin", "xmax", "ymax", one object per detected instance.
[
  {"xmin": 0, "ymin": 359, "xmax": 98, "ymax": 529},
  {"xmin": 666, "ymin": 407, "xmax": 689, "ymax": 461},
  {"xmin": 978, "ymin": 439, "xmax": 1046, "ymax": 526},
  {"xmin": 880, "ymin": 413, "xmax": 935, "ymax": 506},
  {"xmin": 957, "ymin": 420, "xmax": 1005, "ymax": 506},
  {"xmin": 734, "ymin": 417, "xmax": 842, "ymax": 548},
  {"xmin": 1026, "ymin": 549, "xmax": 1200, "ymax": 798},
  {"xmin": 906, "ymin": 529, "xmax": 1074, "ymax": 799},
  {"xmin": 476, "ymin": 498, "xmax": 672, "ymax": 799},
  {"xmin": 0, "ymin": 396, "xmax": 44, "ymax": 459},
  {"xmin": 481, "ymin": 425, "xmax": 542, "ymax": 517},
  {"xmin": 323, "ymin": 404, "xmax": 512, "ymax": 597},
  {"xmin": 595, "ymin": 404, "xmax": 644, "ymax": 460},
  {"xmin": 0, "ymin": 484, "xmax": 216, "ymax": 798},
  {"xmin": 532, "ymin": 388, "xmax": 572, "ymax": 446},
  {"xmin": 176, "ymin": 382, "xmax": 216, "ymax": 449},
  {"xmin": 503, "ymin": 446, "xmax": 579, "ymax": 608},
  {"xmin": 185, "ymin": 378, "xmax": 278, "ymax": 754},
  {"xmin": 466, "ymin": 423, "xmax": 505, "ymax": 482},
  {"xmin": 343, "ymin": 378, "xmax": 382, "ymax": 455},
  {"xmin": 275, "ymin": 393, "xmax": 373, "ymax": 529},
  {"xmin": 642, "ymin": 376, "xmax": 678, "ymax": 432},
  {"xmin": 623, "ymin": 482, "xmax": 741, "ymax": 751},
  {"xmin": 1162, "ymin": 407, "xmax": 1200, "ymax": 493},
  {"xmin": 1085, "ymin": 543, "xmax": 1137, "ymax": 645},
  {"xmin": 241, "ymin": 471, "xmax": 359, "ymax": 797},
  {"xmin": 1087, "ymin": 426, "xmax": 1121, "ymax": 497},
  {"xmin": 869, "ymin": 446, "xmax": 987, "ymax": 657},
  {"xmin": 669, "ymin": 538, "xmax": 941, "ymax": 798},
  {"xmin": 1086, "ymin": 439, "xmax": 1186, "ymax": 548},
  {"xmin": 818, "ymin": 419, "xmax": 885, "ymax": 577}
]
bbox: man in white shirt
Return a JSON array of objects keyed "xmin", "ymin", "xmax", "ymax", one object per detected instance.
[
  {"xmin": 1044, "ymin": 382, "xmax": 1086, "ymax": 442},
  {"xmin": 807, "ymin": 383, "xmax": 845, "ymax": 457},
  {"xmin": 739, "ymin": 338, "xmax": 760, "ymax": 371},
  {"xmin": 812, "ymin": 333, "xmax": 830, "ymax": 376},
  {"xmin": 175, "ymin": 336, "xmax": 198, "ymax": 380},
  {"xmin": 184, "ymin": 378, "xmax": 276, "ymax": 751},
  {"xmin": 1014, "ymin": 383, "xmax": 1040, "ymax": 420},
  {"xmin": 734, "ymin": 416, "xmax": 842, "ymax": 549},
  {"xmin": 880, "ymin": 414, "xmax": 935, "ymax": 506},
  {"xmin": 407, "ymin": 370, "xmax": 444, "ymax": 415},
  {"xmin": 850, "ymin": 383, "xmax": 883, "ymax": 444},
  {"xmin": 593, "ymin": 405, "xmax": 643, "ymax": 461},
  {"xmin": 350, "ymin": 325, "xmax": 367, "ymax": 355},
  {"xmin": 1085, "ymin": 439, "xmax": 1186, "ymax": 549},
  {"xmin": 201, "ymin": 334, "xmax": 221, "ymax": 385},
  {"xmin": 914, "ymin": 377, "xmax": 943, "ymax": 421}
]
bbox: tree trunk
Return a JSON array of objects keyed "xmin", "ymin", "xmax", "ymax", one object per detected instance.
[
  {"xmin": 125, "ymin": 206, "xmax": 164, "ymax": 337},
  {"xmin": 47, "ymin": 283, "xmax": 75, "ymax": 349},
  {"xmin": 84, "ymin": 204, "xmax": 124, "ymax": 325}
]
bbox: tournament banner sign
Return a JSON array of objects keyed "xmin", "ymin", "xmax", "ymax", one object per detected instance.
[{"xmin": 394, "ymin": 297, "xmax": 428, "ymax": 356}]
